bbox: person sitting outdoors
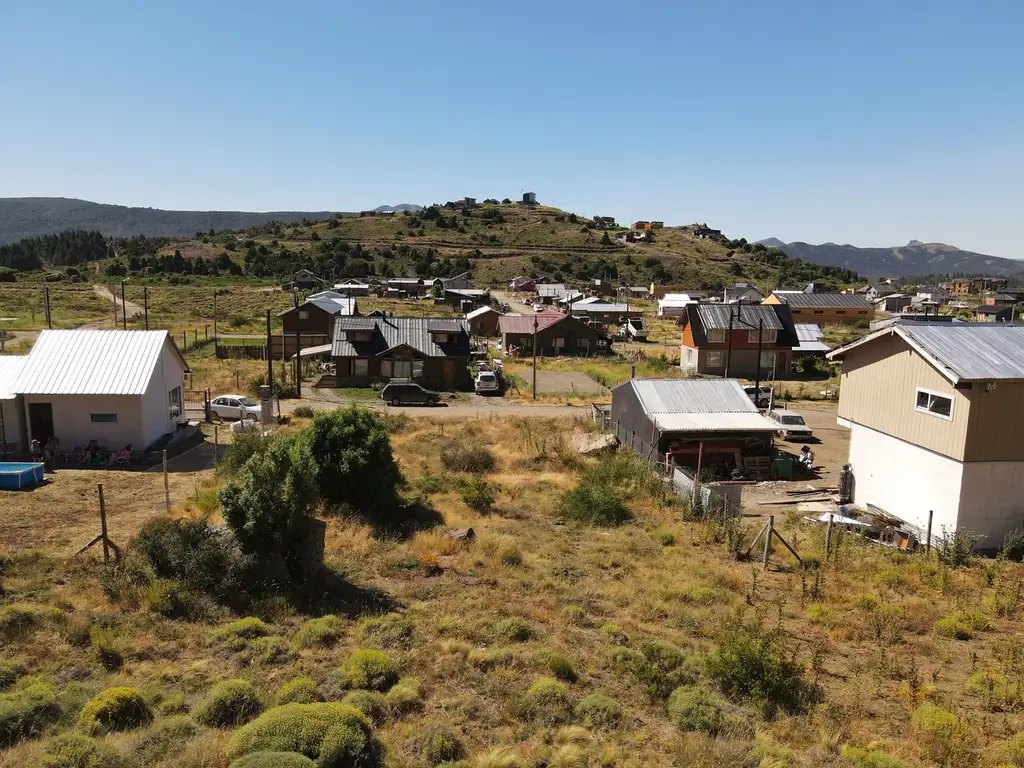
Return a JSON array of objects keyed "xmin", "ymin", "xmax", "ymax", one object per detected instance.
[
  {"xmin": 30, "ymin": 439, "xmax": 43, "ymax": 463},
  {"xmin": 798, "ymin": 445, "xmax": 815, "ymax": 469},
  {"xmin": 84, "ymin": 439, "xmax": 100, "ymax": 464}
]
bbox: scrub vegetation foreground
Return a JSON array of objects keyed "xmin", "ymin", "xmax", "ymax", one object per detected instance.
[{"xmin": 3, "ymin": 411, "xmax": 1024, "ymax": 768}]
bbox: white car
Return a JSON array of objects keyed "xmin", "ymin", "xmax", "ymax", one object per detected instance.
[
  {"xmin": 211, "ymin": 394, "xmax": 261, "ymax": 421},
  {"xmin": 532, "ymin": 303, "xmax": 544, "ymax": 312},
  {"xmin": 475, "ymin": 370, "xmax": 500, "ymax": 394}
]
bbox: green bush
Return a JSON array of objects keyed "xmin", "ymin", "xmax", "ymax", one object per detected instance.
[
  {"xmin": 132, "ymin": 715, "xmax": 198, "ymax": 765},
  {"xmin": 0, "ymin": 682, "xmax": 61, "ymax": 747},
  {"xmin": 1003, "ymin": 732, "xmax": 1024, "ymax": 767},
  {"xmin": 934, "ymin": 616, "xmax": 974, "ymax": 640},
  {"xmin": 340, "ymin": 650, "xmax": 398, "ymax": 692},
  {"xmin": 411, "ymin": 726, "xmax": 465, "ymax": 765},
  {"xmin": 610, "ymin": 641, "xmax": 695, "ymax": 700},
  {"xmin": 297, "ymin": 615, "xmax": 346, "ymax": 648},
  {"xmin": 575, "ymin": 693, "xmax": 621, "ymax": 729},
  {"xmin": 78, "ymin": 687, "xmax": 152, "ymax": 734},
  {"xmin": 231, "ymin": 753, "xmax": 316, "ymax": 768},
  {"xmin": 145, "ymin": 578, "xmax": 196, "ymax": 619},
  {"xmin": 461, "ymin": 476, "xmax": 496, "ymax": 514},
  {"xmin": 557, "ymin": 480, "xmax": 632, "ymax": 526},
  {"xmin": 89, "ymin": 627, "xmax": 123, "ymax": 671},
  {"xmin": 194, "ymin": 679, "xmax": 263, "ymax": 727},
  {"xmin": 342, "ymin": 690, "xmax": 389, "ymax": 725},
  {"xmin": 357, "ymin": 613, "xmax": 415, "ymax": 649},
  {"xmin": 227, "ymin": 703, "xmax": 383, "ymax": 768},
  {"xmin": 705, "ymin": 631, "xmax": 818, "ymax": 716},
  {"xmin": 0, "ymin": 603, "xmax": 52, "ymax": 639},
  {"xmin": 292, "ymin": 405, "xmax": 316, "ymax": 419},
  {"xmin": 278, "ymin": 677, "xmax": 323, "ymax": 705},
  {"xmin": 516, "ymin": 677, "xmax": 571, "ymax": 725},
  {"xmin": 667, "ymin": 685, "xmax": 724, "ymax": 734},
  {"xmin": 440, "ymin": 441, "xmax": 496, "ymax": 473},
  {"xmin": 41, "ymin": 733, "xmax": 126, "ymax": 768},
  {"xmin": 0, "ymin": 662, "xmax": 20, "ymax": 691},
  {"xmin": 839, "ymin": 746, "xmax": 906, "ymax": 767},
  {"xmin": 385, "ymin": 678, "xmax": 424, "ymax": 717},
  {"xmin": 134, "ymin": 517, "xmax": 247, "ymax": 599},
  {"xmin": 221, "ymin": 427, "xmax": 274, "ymax": 475},
  {"xmin": 936, "ymin": 528, "xmax": 981, "ymax": 569},
  {"xmin": 655, "ymin": 530, "xmax": 677, "ymax": 546},
  {"xmin": 547, "ymin": 654, "xmax": 578, "ymax": 682},
  {"xmin": 561, "ymin": 605, "xmax": 587, "ymax": 627},
  {"xmin": 494, "ymin": 617, "xmax": 535, "ymax": 643},
  {"xmin": 302, "ymin": 407, "xmax": 403, "ymax": 517},
  {"xmin": 910, "ymin": 703, "xmax": 974, "ymax": 764},
  {"xmin": 214, "ymin": 617, "xmax": 271, "ymax": 643}
]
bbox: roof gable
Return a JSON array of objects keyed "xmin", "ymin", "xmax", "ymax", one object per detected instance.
[{"xmin": 331, "ymin": 317, "xmax": 470, "ymax": 359}]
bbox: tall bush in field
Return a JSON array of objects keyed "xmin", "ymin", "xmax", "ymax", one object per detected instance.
[{"xmin": 303, "ymin": 407, "xmax": 403, "ymax": 517}]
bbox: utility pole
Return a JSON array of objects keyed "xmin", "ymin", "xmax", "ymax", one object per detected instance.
[
  {"xmin": 532, "ymin": 313, "xmax": 538, "ymax": 401},
  {"xmin": 293, "ymin": 292, "xmax": 301, "ymax": 398},
  {"xmin": 43, "ymin": 286, "xmax": 52, "ymax": 329},
  {"xmin": 754, "ymin": 319, "xmax": 764, "ymax": 408},
  {"xmin": 143, "ymin": 285, "xmax": 149, "ymax": 330},
  {"xmin": 111, "ymin": 283, "xmax": 118, "ymax": 326},
  {"xmin": 724, "ymin": 304, "xmax": 735, "ymax": 378},
  {"xmin": 265, "ymin": 310, "xmax": 274, "ymax": 389},
  {"xmin": 120, "ymin": 280, "xmax": 127, "ymax": 330},
  {"xmin": 213, "ymin": 290, "xmax": 218, "ymax": 344}
]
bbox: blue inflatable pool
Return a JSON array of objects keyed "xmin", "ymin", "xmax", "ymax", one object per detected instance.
[{"xmin": 0, "ymin": 462, "xmax": 45, "ymax": 490}]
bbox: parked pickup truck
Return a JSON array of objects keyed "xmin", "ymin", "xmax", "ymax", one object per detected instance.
[{"xmin": 767, "ymin": 409, "xmax": 814, "ymax": 440}]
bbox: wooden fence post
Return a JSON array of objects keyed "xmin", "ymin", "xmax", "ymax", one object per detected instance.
[
  {"xmin": 926, "ymin": 509, "xmax": 934, "ymax": 554},
  {"xmin": 825, "ymin": 513, "xmax": 834, "ymax": 561},
  {"xmin": 98, "ymin": 484, "xmax": 110, "ymax": 563},
  {"xmin": 214, "ymin": 426, "xmax": 219, "ymax": 465},
  {"xmin": 763, "ymin": 515, "xmax": 774, "ymax": 569}
]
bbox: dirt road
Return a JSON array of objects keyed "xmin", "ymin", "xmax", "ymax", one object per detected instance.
[
  {"xmin": 280, "ymin": 394, "xmax": 588, "ymax": 420},
  {"xmin": 92, "ymin": 284, "xmax": 144, "ymax": 320}
]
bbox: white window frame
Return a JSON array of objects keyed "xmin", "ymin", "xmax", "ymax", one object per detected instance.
[
  {"xmin": 707, "ymin": 329, "xmax": 725, "ymax": 344},
  {"xmin": 706, "ymin": 350, "xmax": 724, "ymax": 368},
  {"xmin": 381, "ymin": 360, "xmax": 392, "ymax": 378},
  {"xmin": 914, "ymin": 387, "xmax": 954, "ymax": 421},
  {"xmin": 298, "ymin": 310, "xmax": 309, "ymax": 320},
  {"xmin": 353, "ymin": 359, "xmax": 369, "ymax": 376},
  {"xmin": 553, "ymin": 337, "xmax": 565, "ymax": 350},
  {"xmin": 759, "ymin": 350, "xmax": 776, "ymax": 369},
  {"xmin": 747, "ymin": 329, "xmax": 777, "ymax": 344}
]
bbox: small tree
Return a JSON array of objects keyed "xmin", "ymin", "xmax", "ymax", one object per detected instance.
[
  {"xmin": 600, "ymin": 231, "xmax": 612, "ymax": 245},
  {"xmin": 303, "ymin": 407, "xmax": 402, "ymax": 517},
  {"xmin": 431, "ymin": 281, "xmax": 444, "ymax": 299}
]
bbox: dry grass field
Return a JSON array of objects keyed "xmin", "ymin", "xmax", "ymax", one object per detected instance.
[{"xmin": 3, "ymin": 414, "xmax": 1024, "ymax": 767}]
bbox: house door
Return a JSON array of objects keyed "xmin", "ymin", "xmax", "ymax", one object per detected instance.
[{"xmin": 28, "ymin": 403, "xmax": 55, "ymax": 443}]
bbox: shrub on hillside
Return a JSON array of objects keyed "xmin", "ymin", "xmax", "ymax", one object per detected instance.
[
  {"xmin": 839, "ymin": 746, "xmax": 906, "ymax": 768},
  {"xmin": 194, "ymin": 679, "xmax": 263, "ymax": 728},
  {"xmin": 409, "ymin": 726, "xmax": 464, "ymax": 765},
  {"xmin": 575, "ymin": 693, "xmax": 621, "ymax": 729},
  {"xmin": 385, "ymin": 678, "xmax": 424, "ymax": 717},
  {"xmin": 667, "ymin": 685, "xmax": 724, "ymax": 734},
  {"xmin": 134, "ymin": 517, "xmax": 247, "ymax": 599},
  {"xmin": 461, "ymin": 476, "xmax": 496, "ymax": 514},
  {"xmin": 340, "ymin": 650, "xmax": 398, "ymax": 692},
  {"xmin": 357, "ymin": 612, "xmax": 415, "ymax": 649},
  {"xmin": 910, "ymin": 702, "xmax": 975, "ymax": 764},
  {"xmin": 221, "ymin": 429, "xmax": 274, "ymax": 475},
  {"xmin": 936, "ymin": 528, "xmax": 981, "ymax": 569},
  {"xmin": 131, "ymin": 715, "xmax": 198, "ymax": 765},
  {"xmin": 516, "ymin": 677, "xmax": 572, "ymax": 725},
  {"xmin": 0, "ymin": 603, "xmax": 54, "ymax": 639},
  {"xmin": 494, "ymin": 617, "xmax": 535, "ymax": 643},
  {"xmin": 292, "ymin": 405, "xmax": 315, "ymax": 419},
  {"xmin": 89, "ymin": 627, "xmax": 124, "ymax": 671},
  {"xmin": 610, "ymin": 640, "xmax": 695, "ymax": 700},
  {"xmin": 214, "ymin": 617, "xmax": 271, "ymax": 641},
  {"xmin": 0, "ymin": 662, "xmax": 20, "ymax": 691},
  {"xmin": 342, "ymin": 691, "xmax": 389, "ymax": 725},
  {"xmin": 227, "ymin": 703, "xmax": 383, "ymax": 768},
  {"xmin": 301, "ymin": 407, "xmax": 403, "ymax": 517},
  {"xmin": 78, "ymin": 687, "xmax": 152, "ymax": 734},
  {"xmin": 277, "ymin": 677, "xmax": 323, "ymax": 706},
  {"xmin": 230, "ymin": 753, "xmax": 316, "ymax": 768},
  {"xmin": 0, "ymin": 682, "xmax": 62, "ymax": 747},
  {"xmin": 440, "ymin": 441, "xmax": 496, "ymax": 473},
  {"xmin": 548, "ymin": 653, "xmax": 578, "ymax": 682},
  {"xmin": 41, "ymin": 733, "xmax": 127, "ymax": 768},
  {"xmin": 705, "ymin": 631, "xmax": 818, "ymax": 717}
]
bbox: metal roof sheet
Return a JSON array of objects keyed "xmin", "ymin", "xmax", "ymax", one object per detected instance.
[
  {"xmin": 0, "ymin": 356, "xmax": 26, "ymax": 400},
  {"xmin": 11, "ymin": 330, "xmax": 185, "ymax": 396},
  {"xmin": 899, "ymin": 323, "xmax": 1024, "ymax": 381},
  {"xmin": 498, "ymin": 312, "xmax": 567, "ymax": 334},
  {"xmin": 331, "ymin": 317, "xmax": 470, "ymax": 358},
  {"xmin": 629, "ymin": 378, "xmax": 759, "ymax": 414},
  {"xmin": 652, "ymin": 412, "xmax": 780, "ymax": 432},
  {"xmin": 466, "ymin": 306, "xmax": 499, "ymax": 319},
  {"xmin": 572, "ymin": 303, "xmax": 628, "ymax": 313},
  {"xmin": 696, "ymin": 303, "xmax": 784, "ymax": 330},
  {"xmin": 794, "ymin": 323, "xmax": 824, "ymax": 342},
  {"xmin": 772, "ymin": 292, "xmax": 873, "ymax": 309}
]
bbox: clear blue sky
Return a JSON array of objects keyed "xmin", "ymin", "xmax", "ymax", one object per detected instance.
[{"xmin": 2, "ymin": 1, "xmax": 1022, "ymax": 256}]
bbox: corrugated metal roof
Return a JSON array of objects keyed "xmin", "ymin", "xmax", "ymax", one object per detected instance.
[
  {"xmin": 536, "ymin": 283, "xmax": 567, "ymax": 297},
  {"xmin": 696, "ymin": 303, "xmax": 784, "ymax": 330},
  {"xmin": 572, "ymin": 303, "xmax": 628, "ymax": 314},
  {"xmin": 795, "ymin": 323, "xmax": 824, "ymax": 342},
  {"xmin": 339, "ymin": 317, "xmax": 377, "ymax": 330},
  {"xmin": 0, "ymin": 356, "xmax": 26, "ymax": 400},
  {"xmin": 498, "ymin": 312, "xmax": 567, "ymax": 335},
  {"xmin": 466, "ymin": 306, "xmax": 499, "ymax": 319},
  {"xmin": 12, "ymin": 330, "xmax": 185, "ymax": 395},
  {"xmin": 653, "ymin": 412, "xmax": 780, "ymax": 432},
  {"xmin": 899, "ymin": 323, "xmax": 1024, "ymax": 381},
  {"xmin": 622, "ymin": 378, "xmax": 778, "ymax": 433},
  {"xmin": 331, "ymin": 317, "xmax": 470, "ymax": 358},
  {"xmin": 771, "ymin": 292, "xmax": 873, "ymax": 309}
]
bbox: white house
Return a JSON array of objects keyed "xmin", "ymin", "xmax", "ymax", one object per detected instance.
[
  {"xmin": 828, "ymin": 322, "xmax": 1024, "ymax": 549},
  {"xmin": 9, "ymin": 330, "xmax": 190, "ymax": 453},
  {"xmin": 0, "ymin": 356, "xmax": 26, "ymax": 450},
  {"xmin": 657, "ymin": 293, "xmax": 696, "ymax": 317}
]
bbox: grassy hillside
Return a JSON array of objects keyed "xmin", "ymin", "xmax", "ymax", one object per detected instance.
[{"xmin": 2, "ymin": 414, "xmax": 1023, "ymax": 767}]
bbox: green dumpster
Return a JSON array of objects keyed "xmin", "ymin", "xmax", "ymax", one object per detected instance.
[{"xmin": 771, "ymin": 457, "xmax": 793, "ymax": 480}]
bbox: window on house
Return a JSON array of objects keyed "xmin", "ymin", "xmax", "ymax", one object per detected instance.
[
  {"xmin": 353, "ymin": 359, "xmax": 369, "ymax": 376},
  {"xmin": 553, "ymin": 338, "xmax": 565, "ymax": 349},
  {"xmin": 813, "ymin": 310, "xmax": 824, "ymax": 315},
  {"xmin": 706, "ymin": 351, "xmax": 724, "ymax": 368},
  {"xmin": 381, "ymin": 360, "xmax": 392, "ymax": 378},
  {"xmin": 759, "ymin": 350, "xmax": 776, "ymax": 369},
  {"xmin": 90, "ymin": 413, "xmax": 118, "ymax": 423},
  {"xmin": 747, "ymin": 329, "xmax": 777, "ymax": 344},
  {"xmin": 393, "ymin": 360, "xmax": 412, "ymax": 379},
  {"xmin": 412, "ymin": 360, "xmax": 424, "ymax": 378},
  {"xmin": 915, "ymin": 389, "xmax": 953, "ymax": 419},
  {"xmin": 836, "ymin": 310, "xmax": 846, "ymax": 315},
  {"xmin": 168, "ymin": 387, "xmax": 182, "ymax": 420},
  {"xmin": 298, "ymin": 310, "xmax": 309, "ymax": 320},
  {"xmin": 576, "ymin": 338, "xmax": 590, "ymax": 348},
  {"xmin": 707, "ymin": 329, "xmax": 725, "ymax": 343}
]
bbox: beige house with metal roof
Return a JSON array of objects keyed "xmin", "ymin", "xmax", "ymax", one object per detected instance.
[
  {"xmin": 8, "ymin": 330, "xmax": 190, "ymax": 453},
  {"xmin": 828, "ymin": 323, "xmax": 1024, "ymax": 548}
]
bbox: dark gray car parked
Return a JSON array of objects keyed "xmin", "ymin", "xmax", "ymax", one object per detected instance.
[{"xmin": 381, "ymin": 381, "xmax": 440, "ymax": 406}]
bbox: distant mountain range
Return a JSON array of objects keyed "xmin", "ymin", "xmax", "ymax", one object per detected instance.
[
  {"xmin": 0, "ymin": 198, "xmax": 421, "ymax": 244},
  {"xmin": 757, "ymin": 237, "xmax": 1024, "ymax": 278}
]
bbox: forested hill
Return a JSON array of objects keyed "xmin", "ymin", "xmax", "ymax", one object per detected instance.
[
  {"xmin": 0, "ymin": 198, "xmax": 336, "ymax": 244},
  {"xmin": 0, "ymin": 203, "xmax": 860, "ymax": 291}
]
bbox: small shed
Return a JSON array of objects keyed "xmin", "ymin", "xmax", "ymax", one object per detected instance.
[
  {"xmin": 611, "ymin": 378, "xmax": 779, "ymax": 474},
  {"xmin": 466, "ymin": 305, "xmax": 502, "ymax": 336},
  {"xmin": 0, "ymin": 356, "xmax": 26, "ymax": 452}
]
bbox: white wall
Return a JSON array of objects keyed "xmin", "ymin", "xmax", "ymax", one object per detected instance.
[
  {"xmin": 140, "ymin": 341, "xmax": 188, "ymax": 450},
  {"xmin": 0, "ymin": 396, "xmax": 24, "ymax": 448},
  {"xmin": 23, "ymin": 394, "xmax": 143, "ymax": 450},
  {"xmin": 848, "ymin": 422, "xmax": 963, "ymax": 537},
  {"xmin": 958, "ymin": 463, "xmax": 1024, "ymax": 549}
]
